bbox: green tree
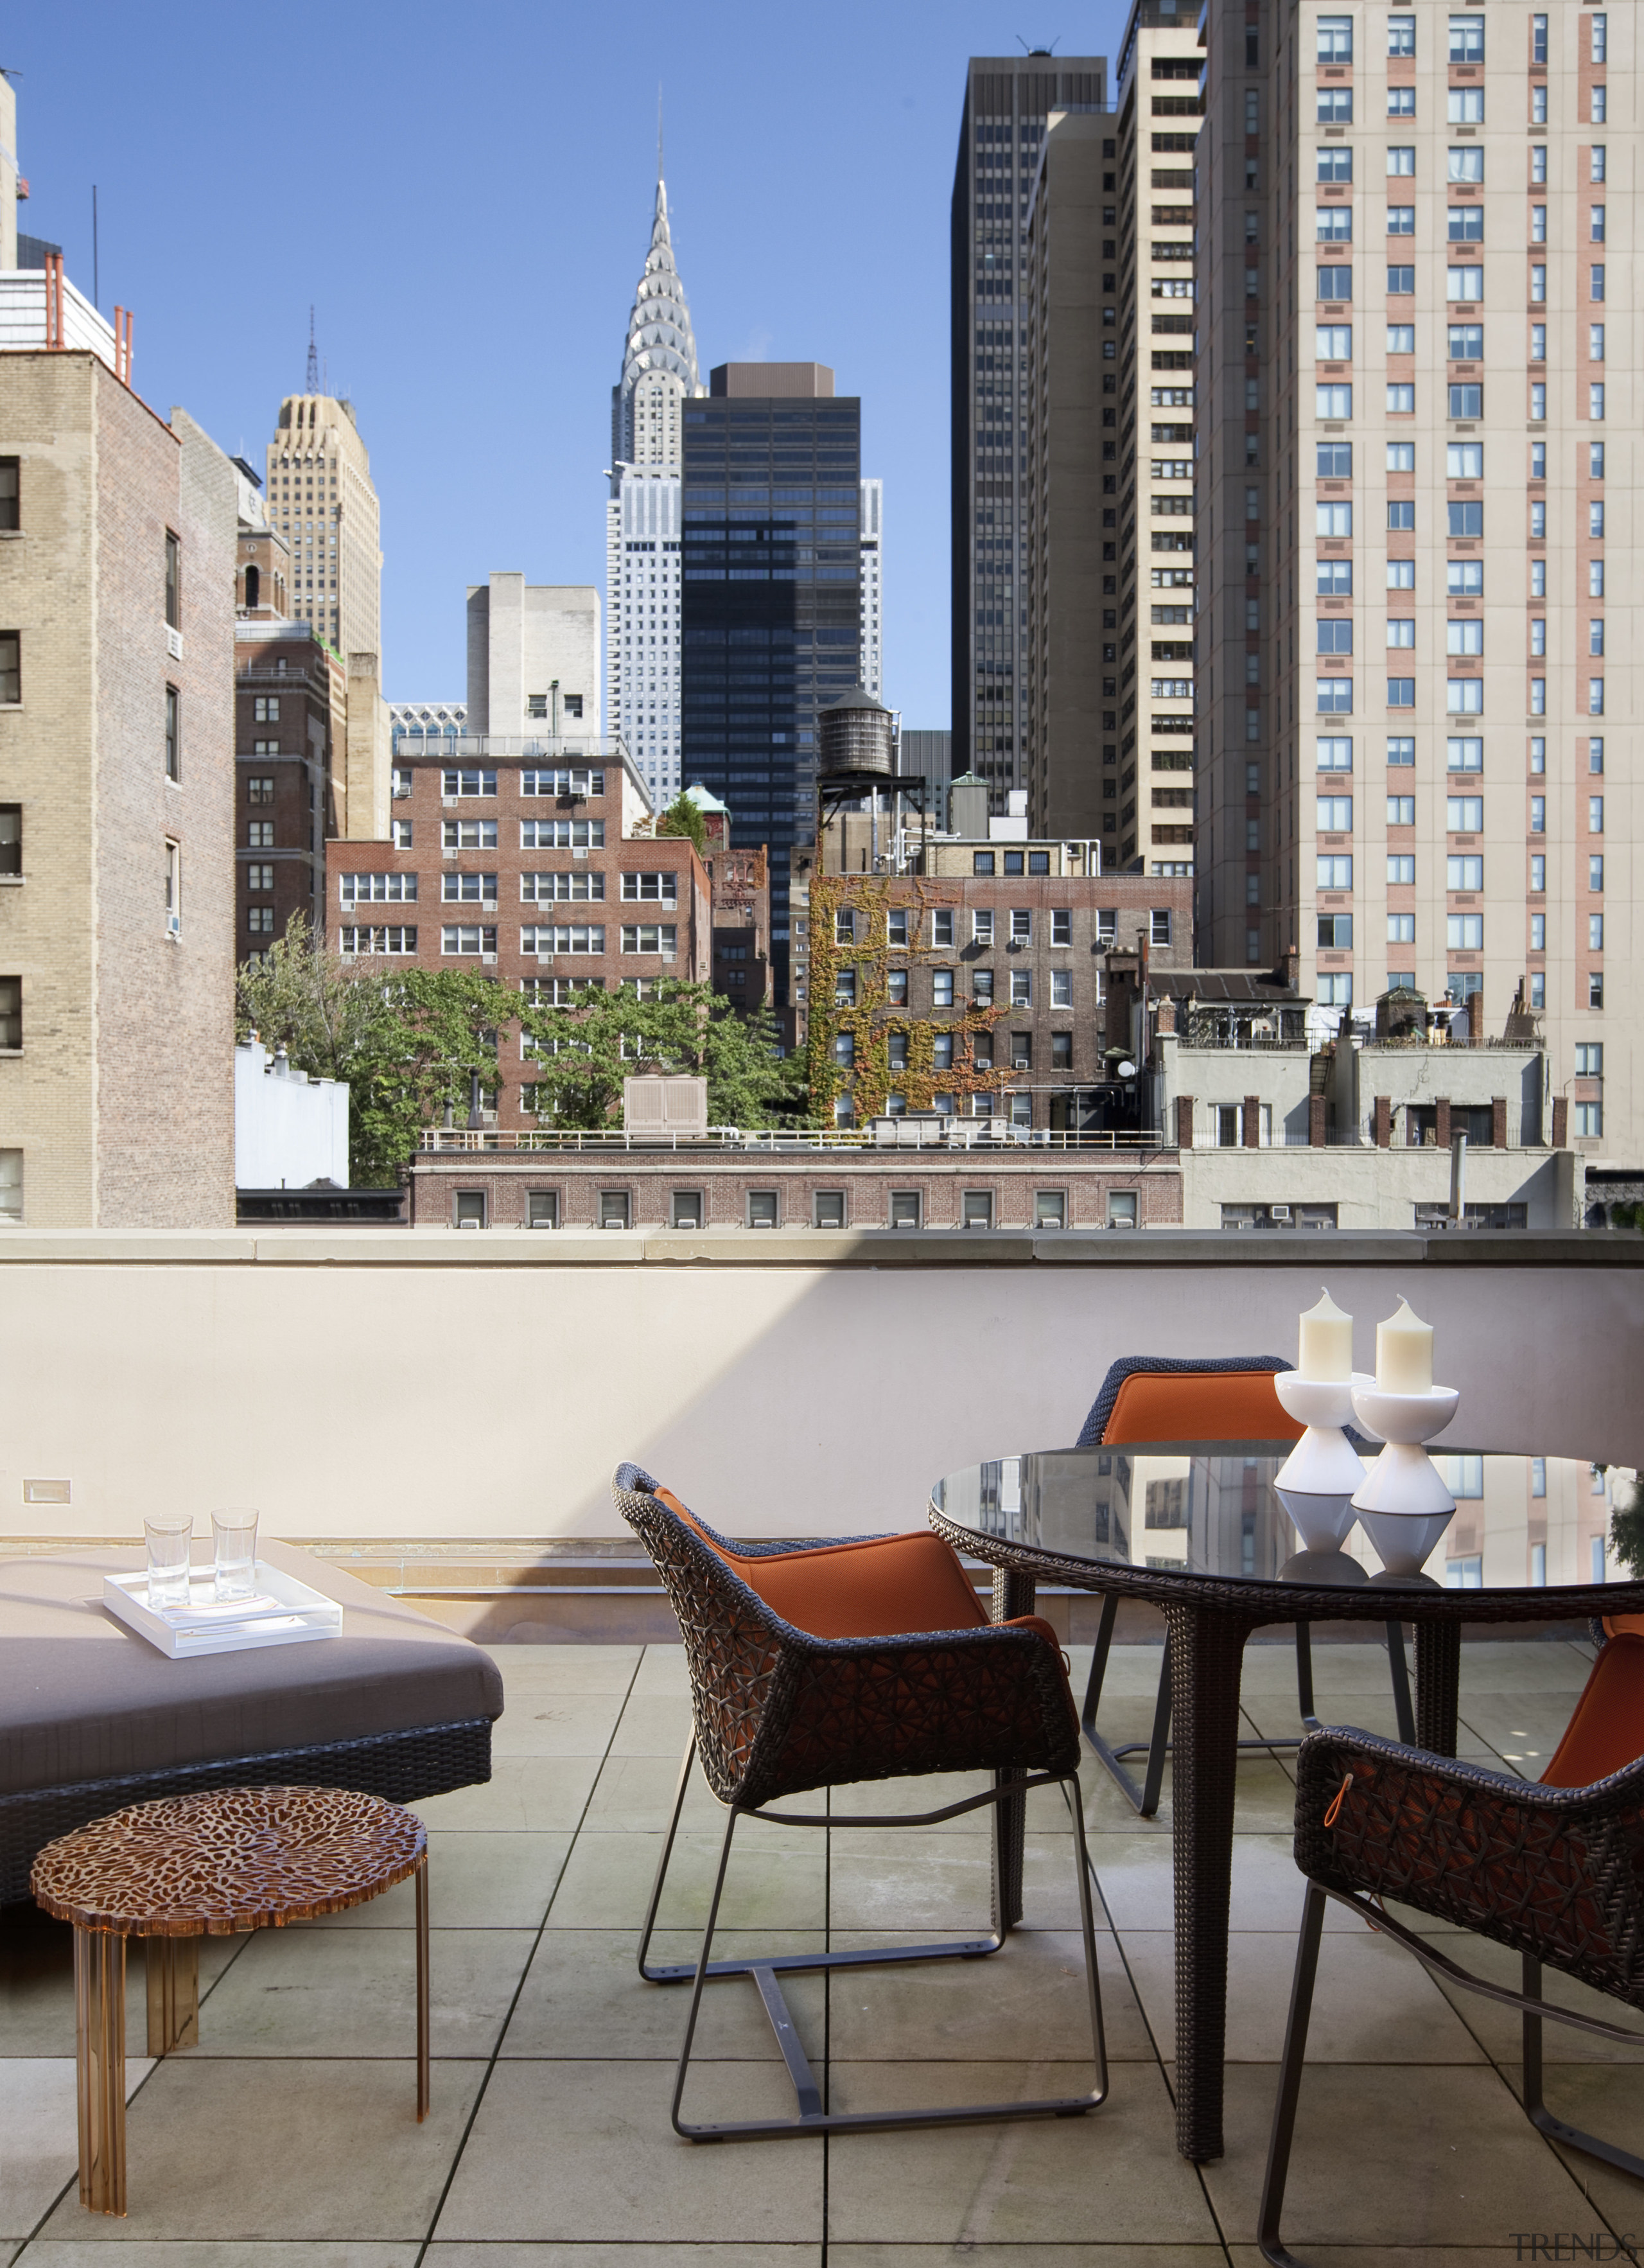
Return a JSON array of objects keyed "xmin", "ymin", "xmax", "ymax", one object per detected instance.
[
  {"xmin": 517, "ymin": 980, "xmax": 802, "ymax": 1131},
  {"xmin": 1612, "ymin": 1475, "xmax": 1644, "ymax": 1579},
  {"xmin": 654, "ymin": 791, "xmax": 708, "ymax": 857},
  {"xmin": 236, "ymin": 922, "xmax": 521, "ymax": 1183}
]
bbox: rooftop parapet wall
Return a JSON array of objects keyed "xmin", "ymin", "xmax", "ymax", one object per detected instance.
[{"xmin": 0, "ymin": 1231, "xmax": 1635, "ymax": 1543}]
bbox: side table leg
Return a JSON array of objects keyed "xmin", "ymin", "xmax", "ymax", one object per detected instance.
[
  {"xmin": 1166, "ymin": 1604, "xmax": 1253, "ymax": 2164},
  {"xmin": 990, "ymin": 1568, "xmax": 1036, "ymax": 1938},
  {"xmin": 415, "ymin": 1857, "xmax": 431, "ymax": 2121},
  {"xmin": 1413, "ymin": 1620, "xmax": 1462, "ymax": 1757},
  {"xmin": 74, "ymin": 1928, "xmax": 127, "ymax": 2216},
  {"xmin": 145, "ymin": 1938, "xmax": 199, "ymax": 2055}
]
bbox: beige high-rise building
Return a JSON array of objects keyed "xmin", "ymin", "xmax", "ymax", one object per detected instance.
[
  {"xmin": 1198, "ymin": 1, "xmax": 1631, "ymax": 1156},
  {"xmin": 1024, "ymin": 4, "xmax": 1202, "ymax": 871},
  {"xmin": 263, "ymin": 392, "xmax": 387, "ymax": 840}
]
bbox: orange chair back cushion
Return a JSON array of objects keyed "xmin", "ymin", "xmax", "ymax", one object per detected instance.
[
  {"xmin": 656, "ymin": 1488, "xmax": 1001, "ymax": 1642},
  {"xmin": 1541, "ymin": 1632, "xmax": 1644, "ymax": 1788},
  {"xmin": 1103, "ymin": 1369, "xmax": 1303, "ymax": 1446},
  {"xmin": 1604, "ymin": 1614, "xmax": 1644, "ymax": 1640}
]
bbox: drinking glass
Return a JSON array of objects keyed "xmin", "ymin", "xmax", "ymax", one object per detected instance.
[
  {"xmin": 144, "ymin": 1515, "xmax": 195, "ymax": 1611},
  {"xmin": 211, "ymin": 1508, "xmax": 260, "ymax": 1602}
]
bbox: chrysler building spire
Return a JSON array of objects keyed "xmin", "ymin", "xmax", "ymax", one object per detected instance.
[{"xmin": 611, "ymin": 171, "xmax": 703, "ymax": 468}]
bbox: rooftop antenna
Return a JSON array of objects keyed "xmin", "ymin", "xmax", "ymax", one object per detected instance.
[
  {"xmin": 1017, "ymin": 35, "xmax": 1061, "ymax": 52},
  {"xmin": 658, "ymin": 84, "xmax": 663, "ymax": 180},
  {"xmin": 306, "ymin": 308, "xmax": 319, "ymax": 394},
  {"xmin": 91, "ymin": 186, "xmax": 98, "ymax": 310}
]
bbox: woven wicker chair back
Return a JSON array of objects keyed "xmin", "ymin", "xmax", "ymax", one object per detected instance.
[{"xmin": 1077, "ymin": 1355, "xmax": 1300, "ymax": 1448}]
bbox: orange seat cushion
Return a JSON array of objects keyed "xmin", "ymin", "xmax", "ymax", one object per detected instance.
[
  {"xmin": 657, "ymin": 1488, "xmax": 999, "ymax": 1642},
  {"xmin": 1541, "ymin": 1632, "xmax": 1644, "ymax": 1788},
  {"xmin": 1104, "ymin": 1369, "xmax": 1304, "ymax": 1446},
  {"xmin": 1604, "ymin": 1615, "xmax": 1644, "ymax": 1640}
]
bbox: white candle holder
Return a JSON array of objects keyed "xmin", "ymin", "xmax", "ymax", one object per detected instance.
[
  {"xmin": 1349, "ymin": 1384, "xmax": 1461, "ymax": 1519},
  {"xmin": 1356, "ymin": 1508, "xmax": 1455, "ymax": 1581},
  {"xmin": 1273, "ymin": 1371, "xmax": 1377, "ymax": 1497},
  {"xmin": 1274, "ymin": 1483, "xmax": 1360, "ymax": 1554}
]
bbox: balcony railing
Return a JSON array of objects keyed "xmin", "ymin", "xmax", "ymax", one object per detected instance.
[{"xmin": 417, "ymin": 1124, "xmax": 1169, "ymax": 1154}]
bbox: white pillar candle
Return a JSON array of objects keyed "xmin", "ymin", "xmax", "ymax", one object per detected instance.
[
  {"xmin": 1376, "ymin": 1297, "xmax": 1434, "ymax": 1394},
  {"xmin": 1299, "ymin": 1289, "xmax": 1354, "ymax": 1381}
]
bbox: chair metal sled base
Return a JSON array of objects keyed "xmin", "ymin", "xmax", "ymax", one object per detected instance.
[
  {"xmin": 1081, "ymin": 1597, "xmax": 1416, "ymax": 1818},
  {"xmin": 1258, "ymin": 1880, "xmax": 1644, "ymax": 2268},
  {"xmin": 638, "ymin": 1735, "xmax": 1110, "ymax": 2140}
]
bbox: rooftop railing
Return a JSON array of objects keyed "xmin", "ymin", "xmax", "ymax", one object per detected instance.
[{"xmin": 417, "ymin": 1124, "xmax": 1169, "ymax": 1154}]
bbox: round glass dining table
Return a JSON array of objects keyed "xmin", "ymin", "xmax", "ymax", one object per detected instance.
[{"xmin": 929, "ymin": 1441, "xmax": 1642, "ymax": 2165}]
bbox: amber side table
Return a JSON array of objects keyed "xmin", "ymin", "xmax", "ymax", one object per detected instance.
[{"xmin": 31, "ymin": 1784, "xmax": 430, "ymax": 2216}]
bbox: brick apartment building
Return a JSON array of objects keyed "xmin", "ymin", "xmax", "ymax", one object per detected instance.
[
  {"xmin": 236, "ymin": 622, "xmax": 344, "ymax": 959},
  {"xmin": 324, "ymin": 736, "xmax": 712, "ymax": 1130},
  {"xmin": 803, "ymin": 852, "xmax": 1193, "ymax": 1130},
  {"xmin": 0, "ymin": 313, "xmax": 238, "ymax": 1226}
]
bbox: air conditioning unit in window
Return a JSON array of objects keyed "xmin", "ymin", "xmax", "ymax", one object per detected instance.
[
  {"xmin": 441, "ymin": 796, "xmax": 457, "ymax": 808},
  {"xmin": 166, "ymin": 626, "xmax": 184, "ymax": 662},
  {"xmin": 1013, "ymin": 1055, "xmax": 1030, "ymax": 1070},
  {"xmin": 1270, "ymin": 1204, "xmax": 1292, "ymax": 1222},
  {"xmin": 166, "ymin": 913, "xmax": 180, "ymax": 938},
  {"xmin": 572, "ymin": 847, "xmax": 589, "ymax": 859},
  {"xmin": 482, "ymin": 899, "xmax": 497, "ymax": 912}
]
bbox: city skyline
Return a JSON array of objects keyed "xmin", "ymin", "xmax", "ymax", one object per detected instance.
[{"xmin": 9, "ymin": 1, "xmax": 1133, "ymax": 727}]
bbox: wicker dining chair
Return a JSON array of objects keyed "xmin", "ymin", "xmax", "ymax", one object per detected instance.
[
  {"xmin": 1259, "ymin": 1633, "xmax": 1644, "ymax": 2265},
  {"xmin": 611, "ymin": 1462, "xmax": 1108, "ymax": 2140},
  {"xmin": 1076, "ymin": 1355, "xmax": 1416, "ymax": 1816}
]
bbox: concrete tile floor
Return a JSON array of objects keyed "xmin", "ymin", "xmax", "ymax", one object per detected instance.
[{"xmin": 1, "ymin": 1636, "xmax": 1639, "ymax": 2264}]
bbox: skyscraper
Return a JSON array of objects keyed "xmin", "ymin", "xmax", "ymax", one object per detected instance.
[
  {"xmin": 680, "ymin": 363, "xmax": 862, "ymax": 1003},
  {"xmin": 607, "ymin": 176, "xmax": 704, "ymax": 809},
  {"xmin": 263, "ymin": 392, "xmax": 381, "ymax": 669},
  {"xmin": 859, "ymin": 478, "xmax": 884, "ymax": 698},
  {"xmin": 951, "ymin": 51, "xmax": 1106, "ymax": 804},
  {"xmin": 1197, "ymin": 0, "xmax": 1632, "ymax": 1152}
]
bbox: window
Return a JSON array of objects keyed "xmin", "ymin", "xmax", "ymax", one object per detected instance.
[
  {"xmin": 1150, "ymin": 908, "xmax": 1173, "ymax": 947},
  {"xmin": 1316, "ymin": 679, "xmax": 1354, "ymax": 715},
  {"xmin": 1317, "ymin": 14, "xmax": 1352, "ymax": 60},
  {"xmin": 972, "ymin": 850, "xmax": 995, "ymax": 877},
  {"xmin": 1010, "ymin": 969, "xmax": 1031, "ymax": 1008},
  {"xmin": 931, "ymin": 968, "xmax": 954, "ymax": 1008},
  {"xmin": 1530, "ymin": 206, "xmax": 1548, "ymax": 244},
  {"xmin": 1532, "ymin": 145, "xmax": 1548, "ymax": 186},
  {"xmin": 1318, "ymin": 620, "xmax": 1353, "ymax": 656},
  {"xmin": 1316, "ymin": 390, "xmax": 1353, "ymax": 424},
  {"xmin": 1388, "ymin": 147, "xmax": 1415, "ymax": 178},
  {"xmin": 746, "ymin": 1191, "xmax": 778, "ymax": 1230},
  {"xmin": 1591, "ymin": 383, "xmax": 1606, "ymax": 421},
  {"xmin": 1589, "ymin": 679, "xmax": 1605, "ymax": 717},
  {"xmin": 622, "ymin": 924, "xmax": 678, "ymax": 958},
  {"xmin": 599, "ymin": 1191, "xmax": 631, "ymax": 1231},
  {"xmin": 812, "ymin": 1190, "xmax": 845, "ymax": 1229},
  {"xmin": 1388, "ymin": 911, "xmax": 1416, "ymax": 942},
  {"xmin": 1316, "ymin": 207, "xmax": 1353, "ymax": 243},
  {"xmin": 1317, "ymin": 795, "xmax": 1354, "ymax": 832},
  {"xmin": 444, "ymin": 872, "xmax": 498, "ymax": 902},
  {"xmin": 521, "ymin": 924, "xmax": 604, "ymax": 955},
  {"xmin": 1316, "ymin": 265, "xmax": 1352, "ymax": 302},
  {"xmin": 164, "ymin": 531, "xmax": 180, "ymax": 631},
  {"xmin": 1316, "ymin": 503, "xmax": 1352, "ymax": 538},
  {"xmin": 1387, "ymin": 324, "xmax": 1415, "ymax": 355},
  {"xmin": 343, "ymin": 873, "xmax": 417, "ymax": 905},
  {"xmin": 889, "ymin": 1190, "xmax": 922, "ymax": 1229},
  {"xmin": 1386, "ymin": 383, "xmax": 1415, "ymax": 414},
  {"xmin": 1317, "ymin": 737, "xmax": 1352, "ymax": 771},
  {"xmin": 1591, "ymin": 84, "xmax": 1607, "ymax": 124},
  {"xmin": 1530, "ymin": 796, "xmax": 1546, "ymax": 834},
  {"xmin": 1592, "ymin": 147, "xmax": 1607, "ymax": 184},
  {"xmin": 886, "ymin": 907, "xmax": 910, "ymax": 948},
  {"xmin": 247, "ymin": 777, "xmax": 275, "ymax": 805},
  {"xmin": 1575, "ymin": 1103, "xmax": 1604, "ymax": 1139},
  {"xmin": 1448, "ymin": 384, "xmax": 1483, "ymax": 418},
  {"xmin": 961, "ymin": 1190, "xmax": 995, "ymax": 1232},
  {"xmin": 1447, "ymin": 913, "xmax": 1483, "ymax": 950},
  {"xmin": 1107, "ymin": 1191, "xmax": 1139, "ymax": 1230},
  {"xmin": 1388, "ymin": 856, "xmax": 1416, "ymax": 887},
  {"xmin": 340, "ymin": 925, "xmax": 417, "ymax": 955},
  {"xmin": 1388, "ymin": 500, "xmax": 1415, "ymax": 531},
  {"xmin": 1530, "ymin": 383, "xmax": 1547, "ymax": 421},
  {"xmin": 246, "ymin": 906, "xmax": 274, "ymax": 935},
  {"xmin": 442, "ymin": 769, "xmax": 497, "ymax": 797},
  {"xmin": 1316, "ymin": 324, "xmax": 1352, "ymax": 359},
  {"xmin": 1532, "ymin": 83, "xmax": 1549, "ymax": 125},
  {"xmin": 164, "ymin": 839, "xmax": 182, "ymax": 935},
  {"xmin": 1008, "ymin": 908, "xmax": 1032, "ymax": 945},
  {"xmin": 1446, "ymin": 563, "xmax": 1482, "ymax": 599},
  {"xmin": 1591, "ymin": 265, "xmax": 1605, "ymax": 301},
  {"xmin": 247, "ymin": 820, "xmax": 274, "ymax": 850},
  {"xmin": 1388, "ymin": 617, "xmax": 1415, "ymax": 646},
  {"xmin": 1530, "ymin": 324, "xmax": 1546, "ymax": 364},
  {"xmin": 1530, "ymin": 911, "xmax": 1547, "ymax": 951},
  {"xmin": 1318, "ymin": 89, "xmax": 1352, "ymax": 124},
  {"xmin": 1387, "ymin": 737, "xmax": 1415, "ymax": 768},
  {"xmin": 1447, "ymin": 737, "xmax": 1482, "ymax": 772},
  {"xmin": 1387, "ymin": 443, "xmax": 1415, "ymax": 475},
  {"xmin": 1447, "ymin": 89, "xmax": 1485, "ymax": 125},
  {"xmin": 1590, "ymin": 974, "xmax": 1605, "ymax": 1008},
  {"xmin": 450, "ymin": 820, "xmax": 501, "ymax": 851},
  {"xmin": 621, "ymin": 871, "xmax": 678, "ymax": 903},
  {"xmin": 1387, "ymin": 207, "xmax": 1415, "ymax": 238},
  {"xmin": 0, "ymin": 459, "xmax": 16, "ymax": 532},
  {"xmin": 1447, "ymin": 502, "xmax": 1483, "ymax": 539},
  {"xmin": 441, "ymin": 924, "xmax": 496, "ymax": 956},
  {"xmin": 528, "ymin": 1191, "xmax": 561, "ymax": 1230},
  {"xmin": 972, "ymin": 909, "xmax": 993, "ymax": 945},
  {"xmin": 1446, "ymin": 620, "xmax": 1483, "ymax": 656},
  {"xmin": 1590, "ymin": 736, "xmax": 1605, "ymax": 774},
  {"xmin": 1590, "ymin": 913, "xmax": 1605, "ymax": 953},
  {"xmin": 1049, "ymin": 908, "xmax": 1072, "ymax": 949},
  {"xmin": 1590, "ymin": 502, "xmax": 1605, "ymax": 540},
  {"xmin": 886, "ymin": 969, "xmax": 908, "ymax": 1008},
  {"xmin": 1388, "ymin": 87, "xmax": 1415, "ymax": 118},
  {"xmin": 453, "ymin": 1191, "xmax": 487, "ymax": 1231},
  {"xmin": 1590, "ymin": 854, "xmax": 1605, "ymax": 895},
  {"xmin": 1318, "ymin": 913, "xmax": 1353, "ymax": 950},
  {"xmin": 164, "ymin": 685, "xmax": 181, "ymax": 781},
  {"xmin": 1531, "ymin": 854, "xmax": 1546, "ymax": 892},
  {"xmin": 929, "ymin": 908, "xmax": 955, "ymax": 949},
  {"xmin": 1447, "ymin": 796, "xmax": 1483, "ymax": 831},
  {"xmin": 1447, "ymin": 265, "xmax": 1484, "ymax": 301},
  {"xmin": 1317, "ymin": 855, "xmax": 1353, "ymax": 890},
  {"xmin": 932, "ymin": 1031, "xmax": 955, "ymax": 1069},
  {"xmin": 1388, "ymin": 12, "xmax": 1415, "ymax": 53},
  {"xmin": 392, "ymin": 820, "xmax": 413, "ymax": 850},
  {"xmin": 1447, "ymin": 856, "xmax": 1484, "ymax": 891},
  {"xmin": 1387, "ymin": 265, "xmax": 1415, "ymax": 295},
  {"xmin": 1534, "ymin": 502, "xmax": 1550, "ymax": 541}
]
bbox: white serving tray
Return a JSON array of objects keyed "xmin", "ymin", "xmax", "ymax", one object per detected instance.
[{"xmin": 103, "ymin": 1561, "xmax": 342, "ymax": 1658}]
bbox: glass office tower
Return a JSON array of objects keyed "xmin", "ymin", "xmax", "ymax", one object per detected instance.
[{"xmin": 681, "ymin": 364, "xmax": 862, "ymax": 1004}]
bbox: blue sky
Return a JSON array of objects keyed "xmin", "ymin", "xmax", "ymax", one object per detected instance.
[{"xmin": 21, "ymin": 1, "xmax": 1124, "ymax": 726}]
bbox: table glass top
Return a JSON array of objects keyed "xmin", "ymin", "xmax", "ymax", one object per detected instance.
[{"xmin": 931, "ymin": 1445, "xmax": 1631, "ymax": 1594}]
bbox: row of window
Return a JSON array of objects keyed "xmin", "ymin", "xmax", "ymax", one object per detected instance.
[
  {"xmin": 1317, "ymin": 381, "xmax": 1607, "ymax": 421},
  {"xmin": 1315, "ymin": 498, "xmax": 1608, "ymax": 541},
  {"xmin": 452, "ymin": 1186, "xmax": 1113, "ymax": 1233},
  {"xmin": 1313, "ymin": 620, "xmax": 1608, "ymax": 659},
  {"xmin": 1315, "ymin": 10, "xmax": 1605, "ymax": 65},
  {"xmin": 1322, "ymin": 910, "xmax": 1607, "ymax": 953},
  {"xmin": 1316, "ymin": 145, "xmax": 1607, "ymax": 188},
  {"xmin": 1316, "ymin": 263, "xmax": 1607, "ymax": 303},
  {"xmin": 1315, "ymin": 323, "xmax": 1605, "ymax": 363},
  {"xmin": 1315, "ymin": 201, "xmax": 1606, "ymax": 242},
  {"xmin": 1312, "ymin": 678, "xmax": 1607, "ymax": 717},
  {"xmin": 833, "ymin": 966, "xmax": 1076, "ymax": 1010},
  {"xmin": 337, "ymin": 872, "xmax": 678, "ymax": 906},
  {"xmin": 407, "ymin": 766, "xmax": 604, "ymax": 800},
  {"xmin": 828, "ymin": 906, "xmax": 1173, "ymax": 948},
  {"xmin": 336, "ymin": 926, "xmax": 683, "ymax": 959},
  {"xmin": 1309, "ymin": 85, "xmax": 1604, "ymax": 127}
]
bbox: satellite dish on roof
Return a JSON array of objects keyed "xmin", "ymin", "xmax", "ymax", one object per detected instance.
[{"xmin": 1117, "ymin": 1060, "xmax": 1137, "ymax": 1078}]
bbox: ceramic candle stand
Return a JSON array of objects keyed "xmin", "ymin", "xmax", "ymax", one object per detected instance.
[
  {"xmin": 1274, "ymin": 1484, "xmax": 1360, "ymax": 1554},
  {"xmin": 1349, "ymin": 1384, "xmax": 1461, "ymax": 1518},
  {"xmin": 1273, "ymin": 1371, "xmax": 1377, "ymax": 1497}
]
